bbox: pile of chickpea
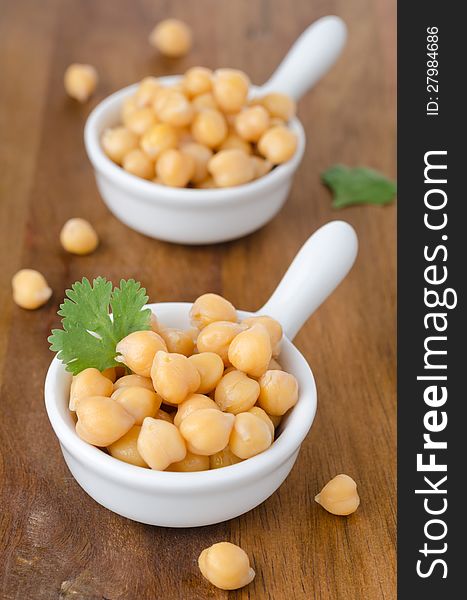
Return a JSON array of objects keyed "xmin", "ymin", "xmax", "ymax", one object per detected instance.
[
  {"xmin": 101, "ymin": 70, "xmax": 298, "ymax": 188},
  {"xmin": 70, "ymin": 292, "xmax": 299, "ymax": 472}
]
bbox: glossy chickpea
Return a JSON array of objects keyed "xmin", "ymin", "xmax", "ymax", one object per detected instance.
[
  {"xmin": 247, "ymin": 407, "xmax": 274, "ymax": 438},
  {"xmin": 188, "ymin": 352, "xmax": 224, "ymax": 393},
  {"xmin": 134, "ymin": 77, "xmax": 162, "ymax": 107},
  {"xmin": 121, "ymin": 96, "xmax": 138, "ymax": 121},
  {"xmin": 102, "ymin": 126, "xmax": 138, "ymax": 164},
  {"xmin": 196, "ymin": 176, "xmax": 216, "ymax": 189},
  {"xmin": 151, "ymin": 351, "xmax": 200, "ymax": 405},
  {"xmin": 107, "ymin": 425, "xmax": 148, "ymax": 467},
  {"xmin": 123, "ymin": 106, "xmax": 157, "ymax": 136},
  {"xmin": 156, "ymin": 408, "xmax": 174, "ymax": 423},
  {"xmin": 180, "ymin": 142, "xmax": 213, "ymax": 183},
  {"xmin": 191, "ymin": 109, "xmax": 228, "ymax": 148},
  {"xmin": 60, "ymin": 218, "xmax": 99, "ymax": 255},
  {"xmin": 111, "ymin": 386, "xmax": 161, "ymax": 425},
  {"xmin": 257, "ymin": 369, "xmax": 299, "ymax": 416},
  {"xmin": 64, "ymin": 63, "xmax": 98, "ymax": 102},
  {"xmin": 11, "ymin": 269, "xmax": 52, "ymax": 310},
  {"xmin": 198, "ymin": 542, "xmax": 255, "ymax": 590},
  {"xmin": 180, "ymin": 408, "xmax": 234, "ymax": 456},
  {"xmin": 257, "ymin": 125, "xmax": 297, "ymax": 164},
  {"xmin": 190, "ymin": 293, "xmax": 237, "ymax": 330},
  {"xmin": 159, "ymin": 327, "xmax": 194, "ymax": 356},
  {"xmin": 257, "ymin": 92, "xmax": 296, "ymax": 121},
  {"xmin": 214, "ymin": 370, "xmax": 259, "ymax": 414},
  {"xmin": 192, "ymin": 92, "xmax": 218, "ymax": 111},
  {"xmin": 228, "ymin": 324, "xmax": 272, "ymax": 377},
  {"xmin": 140, "ymin": 123, "xmax": 178, "ymax": 160},
  {"xmin": 315, "ymin": 474, "xmax": 360, "ymax": 516},
  {"xmin": 218, "ymin": 131, "xmax": 252, "ymax": 155},
  {"xmin": 235, "ymin": 106, "xmax": 269, "ymax": 142},
  {"xmin": 183, "ymin": 67, "xmax": 212, "ymax": 97},
  {"xmin": 209, "ymin": 446, "xmax": 243, "ymax": 469},
  {"xmin": 229, "ymin": 411, "xmax": 273, "ymax": 459},
  {"xmin": 150, "ymin": 313, "xmax": 160, "ymax": 333},
  {"xmin": 154, "ymin": 89, "xmax": 194, "ymax": 127},
  {"xmin": 122, "ymin": 149, "xmax": 154, "ymax": 180},
  {"xmin": 76, "ymin": 396, "xmax": 135, "ymax": 447},
  {"xmin": 69, "ymin": 367, "xmax": 113, "ymax": 411},
  {"xmin": 137, "ymin": 417, "xmax": 186, "ymax": 470},
  {"xmin": 116, "ymin": 330, "xmax": 167, "ymax": 377},
  {"xmin": 113, "ymin": 374, "xmax": 154, "ymax": 392},
  {"xmin": 250, "ymin": 156, "xmax": 273, "ymax": 179},
  {"xmin": 173, "ymin": 394, "xmax": 219, "ymax": 428},
  {"xmin": 208, "ymin": 149, "xmax": 255, "ymax": 187},
  {"xmin": 101, "ymin": 367, "xmax": 117, "ymax": 382},
  {"xmin": 167, "ymin": 451, "xmax": 210, "ymax": 472},
  {"xmin": 267, "ymin": 412, "xmax": 282, "ymax": 428},
  {"xmin": 242, "ymin": 315, "xmax": 283, "ymax": 356},
  {"xmin": 149, "ymin": 19, "xmax": 192, "ymax": 58},
  {"xmin": 213, "ymin": 69, "xmax": 250, "ymax": 114},
  {"xmin": 196, "ymin": 321, "xmax": 244, "ymax": 366},
  {"xmin": 156, "ymin": 149, "xmax": 195, "ymax": 187}
]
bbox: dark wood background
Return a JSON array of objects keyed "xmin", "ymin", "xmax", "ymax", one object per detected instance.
[{"xmin": 0, "ymin": 0, "xmax": 396, "ymax": 598}]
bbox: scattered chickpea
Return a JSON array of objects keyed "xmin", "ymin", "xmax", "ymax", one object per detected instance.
[
  {"xmin": 214, "ymin": 370, "xmax": 259, "ymax": 414},
  {"xmin": 137, "ymin": 417, "xmax": 186, "ymax": 470},
  {"xmin": 140, "ymin": 123, "xmax": 179, "ymax": 160},
  {"xmin": 228, "ymin": 324, "xmax": 272, "ymax": 377},
  {"xmin": 111, "ymin": 386, "xmax": 161, "ymax": 425},
  {"xmin": 134, "ymin": 77, "xmax": 162, "ymax": 108},
  {"xmin": 76, "ymin": 396, "xmax": 135, "ymax": 447},
  {"xmin": 64, "ymin": 63, "xmax": 98, "ymax": 102},
  {"xmin": 102, "ymin": 127, "xmax": 139, "ymax": 164},
  {"xmin": 257, "ymin": 369, "xmax": 299, "ymax": 416},
  {"xmin": 208, "ymin": 149, "xmax": 255, "ymax": 187},
  {"xmin": 198, "ymin": 542, "xmax": 255, "ymax": 590},
  {"xmin": 156, "ymin": 149, "xmax": 195, "ymax": 187},
  {"xmin": 60, "ymin": 218, "xmax": 99, "ymax": 256},
  {"xmin": 123, "ymin": 106, "xmax": 157, "ymax": 136},
  {"xmin": 188, "ymin": 352, "xmax": 224, "ymax": 393},
  {"xmin": 179, "ymin": 408, "xmax": 234, "ymax": 455},
  {"xmin": 167, "ymin": 450, "xmax": 210, "ymax": 472},
  {"xmin": 191, "ymin": 108, "xmax": 228, "ymax": 148},
  {"xmin": 11, "ymin": 269, "xmax": 52, "ymax": 310},
  {"xmin": 107, "ymin": 425, "xmax": 148, "ymax": 467},
  {"xmin": 173, "ymin": 394, "xmax": 220, "ymax": 428},
  {"xmin": 229, "ymin": 411, "xmax": 273, "ymax": 459},
  {"xmin": 180, "ymin": 142, "xmax": 213, "ymax": 183},
  {"xmin": 149, "ymin": 19, "xmax": 193, "ymax": 58},
  {"xmin": 315, "ymin": 474, "xmax": 360, "ymax": 516},
  {"xmin": 151, "ymin": 351, "xmax": 200, "ymax": 405},
  {"xmin": 159, "ymin": 327, "xmax": 194, "ymax": 356},
  {"xmin": 113, "ymin": 374, "xmax": 154, "ymax": 392},
  {"xmin": 69, "ymin": 367, "xmax": 113, "ymax": 411},
  {"xmin": 154, "ymin": 89, "xmax": 194, "ymax": 127},
  {"xmin": 235, "ymin": 105, "xmax": 270, "ymax": 142},
  {"xmin": 258, "ymin": 125, "xmax": 298, "ymax": 164},
  {"xmin": 183, "ymin": 67, "xmax": 212, "ymax": 97},
  {"xmin": 256, "ymin": 92, "xmax": 296, "ymax": 121},
  {"xmin": 242, "ymin": 315, "xmax": 282, "ymax": 356},
  {"xmin": 210, "ymin": 446, "xmax": 243, "ymax": 469},
  {"xmin": 213, "ymin": 69, "xmax": 250, "ymax": 114},
  {"xmin": 122, "ymin": 149, "xmax": 154, "ymax": 180},
  {"xmin": 196, "ymin": 321, "xmax": 244, "ymax": 365},
  {"xmin": 116, "ymin": 330, "xmax": 167, "ymax": 377}
]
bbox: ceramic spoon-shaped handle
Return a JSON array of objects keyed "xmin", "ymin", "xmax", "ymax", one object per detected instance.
[
  {"xmin": 260, "ymin": 16, "xmax": 347, "ymax": 102},
  {"xmin": 259, "ymin": 221, "xmax": 358, "ymax": 340}
]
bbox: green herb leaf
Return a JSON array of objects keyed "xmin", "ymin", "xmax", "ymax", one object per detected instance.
[
  {"xmin": 48, "ymin": 277, "xmax": 151, "ymax": 375},
  {"xmin": 321, "ymin": 165, "xmax": 397, "ymax": 208}
]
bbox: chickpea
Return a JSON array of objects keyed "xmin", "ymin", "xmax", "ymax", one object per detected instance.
[
  {"xmin": 228, "ymin": 324, "xmax": 272, "ymax": 377},
  {"xmin": 267, "ymin": 412, "xmax": 282, "ymax": 428},
  {"xmin": 247, "ymin": 407, "xmax": 274, "ymax": 438},
  {"xmin": 218, "ymin": 131, "xmax": 252, "ymax": 155},
  {"xmin": 156, "ymin": 149, "xmax": 195, "ymax": 187},
  {"xmin": 213, "ymin": 69, "xmax": 250, "ymax": 114},
  {"xmin": 180, "ymin": 408, "xmax": 234, "ymax": 456},
  {"xmin": 101, "ymin": 367, "xmax": 117, "ymax": 382},
  {"xmin": 257, "ymin": 126, "xmax": 297, "ymax": 164},
  {"xmin": 196, "ymin": 176, "xmax": 216, "ymax": 189},
  {"xmin": 153, "ymin": 89, "xmax": 194, "ymax": 127},
  {"xmin": 210, "ymin": 446, "xmax": 243, "ymax": 469},
  {"xmin": 234, "ymin": 106, "xmax": 270, "ymax": 142},
  {"xmin": 151, "ymin": 351, "xmax": 200, "ymax": 405},
  {"xmin": 155, "ymin": 408, "xmax": 174, "ymax": 423},
  {"xmin": 149, "ymin": 19, "xmax": 192, "ymax": 58},
  {"xmin": 122, "ymin": 149, "xmax": 154, "ymax": 180},
  {"xmin": 173, "ymin": 394, "xmax": 219, "ymax": 428},
  {"xmin": 190, "ymin": 293, "xmax": 237, "ymax": 330},
  {"xmin": 208, "ymin": 149, "xmax": 255, "ymax": 188},
  {"xmin": 69, "ymin": 367, "xmax": 113, "ymax": 411},
  {"xmin": 180, "ymin": 142, "xmax": 213, "ymax": 183},
  {"xmin": 140, "ymin": 123, "xmax": 178, "ymax": 160},
  {"xmin": 250, "ymin": 156, "xmax": 273, "ymax": 179},
  {"xmin": 229, "ymin": 411, "xmax": 273, "ymax": 459},
  {"xmin": 121, "ymin": 96, "xmax": 138, "ymax": 121},
  {"xmin": 111, "ymin": 386, "xmax": 161, "ymax": 425},
  {"xmin": 188, "ymin": 352, "xmax": 224, "ymax": 393},
  {"xmin": 196, "ymin": 321, "xmax": 244, "ymax": 366},
  {"xmin": 102, "ymin": 126, "xmax": 138, "ymax": 165},
  {"xmin": 60, "ymin": 218, "xmax": 99, "ymax": 255},
  {"xmin": 242, "ymin": 315, "xmax": 283, "ymax": 356},
  {"xmin": 167, "ymin": 450, "xmax": 210, "ymax": 472},
  {"xmin": 134, "ymin": 77, "xmax": 162, "ymax": 107},
  {"xmin": 257, "ymin": 370, "xmax": 298, "ymax": 416},
  {"xmin": 191, "ymin": 109, "xmax": 228, "ymax": 148},
  {"xmin": 315, "ymin": 474, "xmax": 360, "ymax": 516},
  {"xmin": 107, "ymin": 425, "xmax": 148, "ymax": 467},
  {"xmin": 150, "ymin": 313, "xmax": 161, "ymax": 333},
  {"xmin": 116, "ymin": 330, "xmax": 167, "ymax": 377},
  {"xmin": 137, "ymin": 417, "xmax": 186, "ymax": 470},
  {"xmin": 76, "ymin": 396, "xmax": 135, "ymax": 447},
  {"xmin": 159, "ymin": 327, "xmax": 194, "ymax": 356},
  {"xmin": 192, "ymin": 92, "xmax": 218, "ymax": 111},
  {"xmin": 64, "ymin": 63, "xmax": 98, "ymax": 102},
  {"xmin": 183, "ymin": 67, "xmax": 212, "ymax": 97},
  {"xmin": 11, "ymin": 269, "xmax": 52, "ymax": 310},
  {"xmin": 123, "ymin": 106, "xmax": 157, "ymax": 136},
  {"xmin": 198, "ymin": 542, "xmax": 255, "ymax": 590},
  {"xmin": 257, "ymin": 92, "xmax": 296, "ymax": 121},
  {"xmin": 113, "ymin": 374, "xmax": 154, "ymax": 392},
  {"xmin": 214, "ymin": 370, "xmax": 259, "ymax": 414}
]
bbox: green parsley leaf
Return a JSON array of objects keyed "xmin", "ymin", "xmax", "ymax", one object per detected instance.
[
  {"xmin": 321, "ymin": 165, "xmax": 397, "ymax": 208},
  {"xmin": 48, "ymin": 277, "xmax": 151, "ymax": 375}
]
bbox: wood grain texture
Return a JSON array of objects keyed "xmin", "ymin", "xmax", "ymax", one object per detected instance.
[{"xmin": 0, "ymin": 0, "xmax": 396, "ymax": 598}]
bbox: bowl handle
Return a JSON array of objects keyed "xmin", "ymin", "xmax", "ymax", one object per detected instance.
[
  {"xmin": 259, "ymin": 16, "xmax": 347, "ymax": 102},
  {"xmin": 258, "ymin": 221, "xmax": 358, "ymax": 340}
]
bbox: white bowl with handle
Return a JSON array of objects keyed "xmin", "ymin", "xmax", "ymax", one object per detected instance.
[
  {"xmin": 84, "ymin": 17, "xmax": 347, "ymax": 245},
  {"xmin": 44, "ymin": 221, "xmax": 358, "ymax": 527}
]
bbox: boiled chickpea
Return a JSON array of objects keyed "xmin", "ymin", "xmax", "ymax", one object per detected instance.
[
  {"xmin": 113, "ymin": 374, "xmax": 154, "ymax": 392},
  {"xmin": 116, "ymin": 330, "xmax": 167, "ymax": 377},
  {"xmin": 198, "ymin": 542, "xmax": 255, "ymax": 590},
  {"xmin": 183, "ymin": 67, "xmax": 212, "ymax": 97},
  {"xmin": 229, "ymin": 411, "xmax": 272, "ymax": 459},
  {"xmin": 173, "ymin": 394, "xmax": 219, "ymax": 428},
  {"xmin": 102, "ymin": 126, "xmax": 138, "ymax": 164},
  {"xmin": 190, "ymin": 293, "xmax": 237, "ymax": 330},
  {"xmin": 107, "ymin": 425, "xmax": 148, "ymax": 467},
  {"xmin": 191, "ymin": 109, "xmax": 228, "ymax": 148},
  {"xmin": 315, "ymin": 474, "xmax": 360, "ymax": 516},
  {"xmin": 208, "ymin": 149, "xmax": 255, "ymax": 187},
  {"xmin": 188, "ymin": 352, "xmax": 224, "ymax": 393},
  {"xmin": 242, "ymin": 315, "xmax": 282, "ymax": 356},
  {"xmin": 180, "ymin": 142, "xmax": 213, "ymax": 183},
  {"xmin": 228, "ymin": 324, "xmax": 272, "ymax": 377},
  {"xmin": 140, "ymin": 123, "xmax": 178, "ymax": 160},
  {"xmin": 156, "ymin": 408, "xmax": 174, "ymax": 423},
  {"xmin": 154, "ymin": 89, "xmax": 194, "ymax": 127},
  {"xmin": 159, "ymin": 327, "xmax": 194, "ymax": 356},
  {"xmin": 179, "ymin": 408, "xmax": 234, "ymax": 455},
  {"xmin": 69, "ymin": 367, "xmax": 113, "ymax": 411},
  {"xmin": 167, "ymin": 451, "xmax": 210, "ymax": 472},
  {"xmin": 111, "ymin": 386, "xmax": 161, "ymax": 425},
  {"xmin": 257, "ymin": 126, "xmax": 297, "ymax": 164},
  {"xmin": 218, "ymin": 131, "xmax": 252, "ymax": 155},
  {"xmin": 250, "ymin": 156, "xmax": 273, "ymax": 179},
  {"xmin": 60, "ymin": 218, "xmax": 99, "ymax": 255},
  {"xmin": 150, "ymin": 313, "xmax": 161, "ymax": 333},
  {"xmin": 64, "ymin": 63, "xmax": 98, "ymax": 102},
  {"xmin": 151, "ymin": 351, "xmax": 200, "ymax": 405},
  {"xmin": 247, "ymin": 407, "xmax": 274, "ymax": 438},
  {"xmin": 214, "ymin": 370, "xmax": 259, "ymax": 414},
  {"xmin": 257, "ymin": 92, "xmax": 296, "ymax": 121},
  {"xmin": 257, "ymin": 370, "xmax": 298, "ymax": 416},
  {"xmin": 192, "ymin": 92, "xmax": 218, "ymax": 111},
  {"xmin": 196, "ymin": 176, "xmax": 216, "ymax": 189},
  {"xmin": 209, "ymin": 446, "xmax": 243, "ymax": 469},
  {"xmin": 122, "ymin": 149, "xmax": 154, "ymax": 180},
  {"xmin": 213, "ymin": 69, "xmax": 249, "ymax": 114},
  {"xmin": 121, "ymin": 96, "xmax": 138, "ymax": 121},
  {"xmin": 11, "ymin": 269, "xmax": 52, "ymax": 310},
  {"xmin": 196, "ymin": 321, "xmax": 244, "ymax": 366},
  {"xmin": 76, "ymin": 396, "xmax": 135, "ymax": 447},
  {"xmin": 137, "ymin": 417, "xmax": 186, "ymax": 470},
  {"xmin": 123, "ymin": 106, "xmax": 157, "ymax": 136},
  {"xmin": 134, "ymin": 77, "xmax": 162, "ymax": 107},
  {"xmin": 234, "ymin": 106, "xmax": 269, "ymax": 142},
  {"xmin": 156, "ymin": 149, "xmax": 195, "ymax": 187},
  {"xmin": 149, "ymin": 19, "xmax": 192, "ymax": 58},
  {"xmin": 267, "ymin": 412, "xmax": 282, "ymax": 428},
  {"xmin": 101, "ymin": 367, "xmax": 117, "ymax": 382}
]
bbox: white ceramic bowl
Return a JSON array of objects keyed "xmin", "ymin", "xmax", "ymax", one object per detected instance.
[
  {"xmin": 84, "ymin": 17, "xmax": 347, "ymax": 245},
  {"xmin": 44, "ymin": 221, "xmax": 358, "ymax": 527}
]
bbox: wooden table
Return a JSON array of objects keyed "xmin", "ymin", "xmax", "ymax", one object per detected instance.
[{"xmin": 0, "ymin": 0, "xmax": 396, "ymax": 598}]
